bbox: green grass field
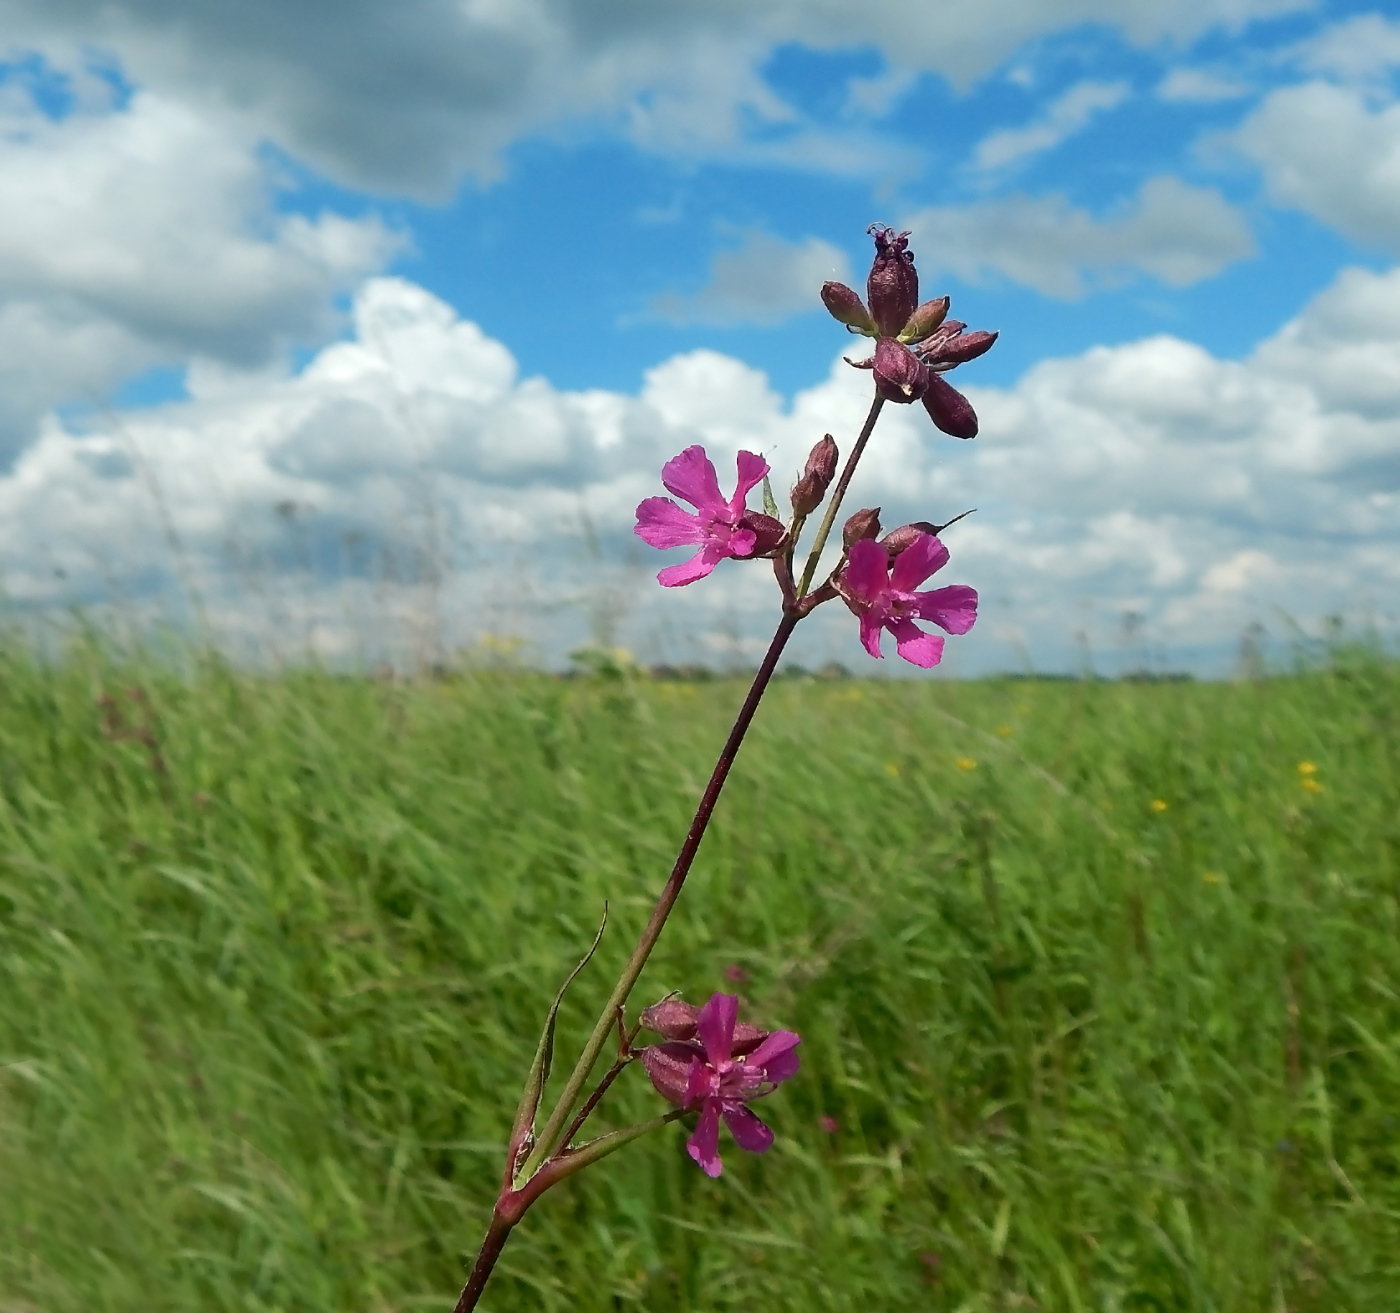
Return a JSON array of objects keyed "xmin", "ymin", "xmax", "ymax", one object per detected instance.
[{"xmin": 1, "ymin": 644, "xmax": 1397, "ymax": 1312}]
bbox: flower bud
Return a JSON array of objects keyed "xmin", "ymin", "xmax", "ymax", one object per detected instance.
[
  {"xmin": 639, "ymin": 998, "xmax": 700, "ymax": 1040},
  {"xmin": 790, "ymin": 434, "xmax": 838, "ymax": 516},
  {"xmin": 866, "ymin": 225, "xmax": 918, "ymax": 337},
  {"xmin": 898, "ymin": 296, "xmax": 949, "ymax": 343},
  {"xmin": 872, "ymin": 337, "xmax": 929, "ymax": 403},
  {"xmin": 820, "ymin": 282, "xmax": 875, "ymax": 334},
  {"xmin": 923, "ymin": 375, "xmax": 979, "ymax": 439},
  {"xmin": 880, "ymin": 521, "xmax": 940, "ymax": 556},
  {"xmin": 638, "ymin": 995, "xmax": 767, "ymax": 1053},
  {"xmin": 744, "ymin": 513, "xmax": 788, "ymax": 557},
  {"xmin": 842, "ymin": 506, "xmax": 882, "ymax": 547}
]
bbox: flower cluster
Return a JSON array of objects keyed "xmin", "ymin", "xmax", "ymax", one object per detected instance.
[
  {"xmin": 822, "ymin": 225, "xmax": 996, "ymax": 438},
  {"xmin": 631, "ymin": 225, "xmax": 989, "ymax": 669},
  {"xmin": 636, "ymin": 993, "xmax": 801, "ymax": 1178}
]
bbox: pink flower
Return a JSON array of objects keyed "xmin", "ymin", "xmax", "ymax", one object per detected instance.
[
  {"xmin": 637, "ymin": 993, "xmax": 801, "ymax": 1178},
  {"xmin": 634, "ymin": 446, "xmax": 785, "ymax": 587},
  {"xmin": 836, "ymin": 532, "xmax": 978, "ymax": 668}
]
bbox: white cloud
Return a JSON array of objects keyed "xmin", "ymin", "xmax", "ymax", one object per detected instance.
[
  {"xmin": 0, "ymin": 0, "xmax": 1316, "ymax": 195},
  {"xmin": 972, "ymin": 80, "xmax": 1130, "ymax": 172},
  {"xmin": 651, "ymin": 232, "xmax": 854, "ymax": 326},
  {"xmin": 9, "ymin": 260, "xmax": 1399, "ymax": 673},
  {"xmin": 1292, "ymin": 13, "xmax": 1400, "ymax": 84},
  {"xmin": 1229, "ymin": 81, "xmax": 1400, "ymax": 251},
  {"xmin": 901, "ymin": 175, "xmax": 1255, "ymax": 298},
  {"xmin": 0, "ymin": 81, "xmax": 397, "ymax": 458},
  {"xmin": 1156, "ymin": 67, "xmax": 1251, "ymax": 102}
]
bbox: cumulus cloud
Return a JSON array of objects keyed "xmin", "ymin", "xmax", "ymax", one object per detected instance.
[
  {"xmin": 1229, "ymin": 81, "xmax": 1400, "ymax": 252},
  {"xmin": 1156, "ymin": 67, "xmax": 1251, "ymax": 101},
  {"xmin": 901, "ymin": 175, "xmax": 1255, "ymax": 298},
  {"xmin": 972, "ymin": 80, "xmax": 1130, "ymax": 172},
  {"xmin": 651, "ymin": 232, "xmax": 853, "ymax": 326},
  {"xmin": 10, "ymin": 263, "xmax": 1398, "ymax": 673},
  {"xmin": 0, "ymin": 80, "xmax": 396, "ymax": 459},
  {"xmin": 0, "ymin": 0, "xmax": 1316, "ymax": 195},
  {"xmin": 1292, "ymin": 13, "xmax": 1400, "ymax": 84}
]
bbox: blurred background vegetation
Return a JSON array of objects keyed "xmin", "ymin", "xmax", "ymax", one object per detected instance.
[{"xmin": 1, "ymin": 641, "xmax": 1397, "ymax": 1311}]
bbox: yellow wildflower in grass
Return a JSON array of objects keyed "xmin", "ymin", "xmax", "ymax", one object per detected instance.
[
  {"xmin": 884, "ymin": 762, "xmax": 901, "ymax": 777},
  {"xmin": 994, "ymin": 724, "xmax": 1012, "ymax": 738},
  {"xmin": 1297, "ymin": 761, "xmax": 1317, "ymax": 775},
  {"xmin": 1201, "ymin": 872, "xmax": 1221, "ymax": 885},
  {"xmin": 956, "ymin": 756, "xmax": 978, "ymax": 771},
  {"xmin": 1301, "ymin": 777, "xmax": 1324, "ymax": 794},
  {"xmin": 1150, "ymin": 799, "xmax": 1169, "ymax": 813}
]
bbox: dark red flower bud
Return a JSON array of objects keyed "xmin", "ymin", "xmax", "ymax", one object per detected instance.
[
  {"xmin": 872, "ymin": 337, "xmax": 929, "ymax": 403},
  {"xmin": 842, "ymin": 506, "xmax": 882, "ymax": 547},
  {"xmin": 821, "ymin": 282, "xmax": 875, "ymax": 334},
  {"xmin": 790, "ymin": 434, "xmax": 838, "ymax": 515},
  {"xmin": 743, "ymin": 513, "xmax": 788, "ymax": 557},
  {"xmin": 638, "ymin": 996, "xmax": 767, "ymax": 1054},
  {"xmin": 922, "ymin": 375, "xmax": 979, "ymax": 439},
  {"xmin": 933, "ymin": 329, "xmax": 998, "ymax": 367},
  {"xmin": 880, "ymin": 521, "xmax": 940, "ymax": 555},
  {"xmin": 866, "ymin": 225, "xmax": 918, "ymax": 337},
  {"xmin": 898, "ymin": 296, "xmax": 949, "ymax": 343}
]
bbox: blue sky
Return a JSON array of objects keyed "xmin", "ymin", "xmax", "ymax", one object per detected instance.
[{"xmin": 0, "ymin": 0, "xmax": 1397, "ymax": 673}]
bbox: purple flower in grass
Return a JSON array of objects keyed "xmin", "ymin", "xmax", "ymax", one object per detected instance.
[
  {"xmin": 634, "ymin": 446, "xmax": 785, "ymax": 587},
  {"xmin": 638, "ymin": 993, "xmax": 801, "ymax": 1178},
  {"xmin": 836, "ymin": 532, "xmax": 978, "ymax": 668}
]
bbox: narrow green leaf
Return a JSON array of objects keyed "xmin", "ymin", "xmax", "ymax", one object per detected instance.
[
  {"xmin": 761, "ymin": 472, "xmax": 779, "ymax": 520},
  {"xmin": 506, "ymin": 905, "xmax": 608, "ymax": 1184}
]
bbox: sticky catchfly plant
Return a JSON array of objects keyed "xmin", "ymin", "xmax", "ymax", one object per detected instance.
[{"xmin": 451, "ymin": 223, "xmax": 996, "ymax": 1312}]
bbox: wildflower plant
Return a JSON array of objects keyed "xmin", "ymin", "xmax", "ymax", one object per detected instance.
[{"xmin": 452, "ymin": 225, "xmax": 996, "ymax": 1310}]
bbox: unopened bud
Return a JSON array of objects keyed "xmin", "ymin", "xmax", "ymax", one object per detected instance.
[
  {"xmin": 880, "ymin": 521, "xmax": 939, "ymax": 556},
  {"xmin": 820, "ymin": 282, "xmax": 875, "ymax": 334},
  {"xmin": 639, "ymin": 998, "xmax": 700, "ymax": 1040},
  {"xmin": 744, "ymin": 513, "xmax": 788, "ymax": 557},
  {"xmin": 898, "ymin": 296, "xmax": 950, "ymax": 343},
  {"xmin": 790, "ymin": 435, "xmax": 838, "ymax": 515},
  {"xmin": 842, "ymin": 507, "xmax": 882, "ymax": 547}
]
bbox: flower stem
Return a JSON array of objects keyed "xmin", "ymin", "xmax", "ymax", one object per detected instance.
[
  {"xmin": 453, "ymin": 1216, "xmax": 514, "ymax": 1313},
  {"xmin": 796, "ymin": 392, "xmax": 884, "ymax": 598},
  {"xmin": 521, "ymin": 610, "xmax": 799, "ymax": 1176}
]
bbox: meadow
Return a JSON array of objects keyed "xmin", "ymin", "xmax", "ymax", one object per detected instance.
[{"xmin": 0, "ymin": 643, "xmax": 1397, "ymax": 1312}]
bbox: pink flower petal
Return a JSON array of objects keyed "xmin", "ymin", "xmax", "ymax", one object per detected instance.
[
  {"xmin": 686, "ymin": 1102, "xmax": 724, "ymax": 1178},
  {"xmin": 634, "ymin": 497, "xmax": 703, "ymax": 550},
  {"xmin": 889, "ymin": 617, "xmax": 944, "ymax": 668},
  {"xmin": 722, "ymin": 1105, "xmax": 774, "ymax": 1155},
  {"xmin": 727, "ymin": 525, "xmax": 758, "ymax": 558},
  {"xmin": 843, "ymin": 539, "xmax": 890, "ymax": 606},
  {"xmin": 729, "ymin": 450, "xmax": 770, "ymax": 515},
  {"xmin": 914, "ymin": 584, "xmax": 978, "ymax": 635},
  {"xmin": 661, "ymin": 445, "xmax": 725, "ymax": 513},
  {"xmin": 858, "ymin": 613, "xmax": 885, "ymax": 659},
  {"xmin": 696, "ymin": 993, "xmax": 738, "ymax": 1065},
  {"xmin": 658, "ymin": 544, "xmax": 725, "ymax": 588},
  {"xmin": 744, "ymin": 1029, "xmax": 801, "ymax": 1074},
  {"xmin": 889, "ymin": 532, "xmax": 949, "ymax": 592}
]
